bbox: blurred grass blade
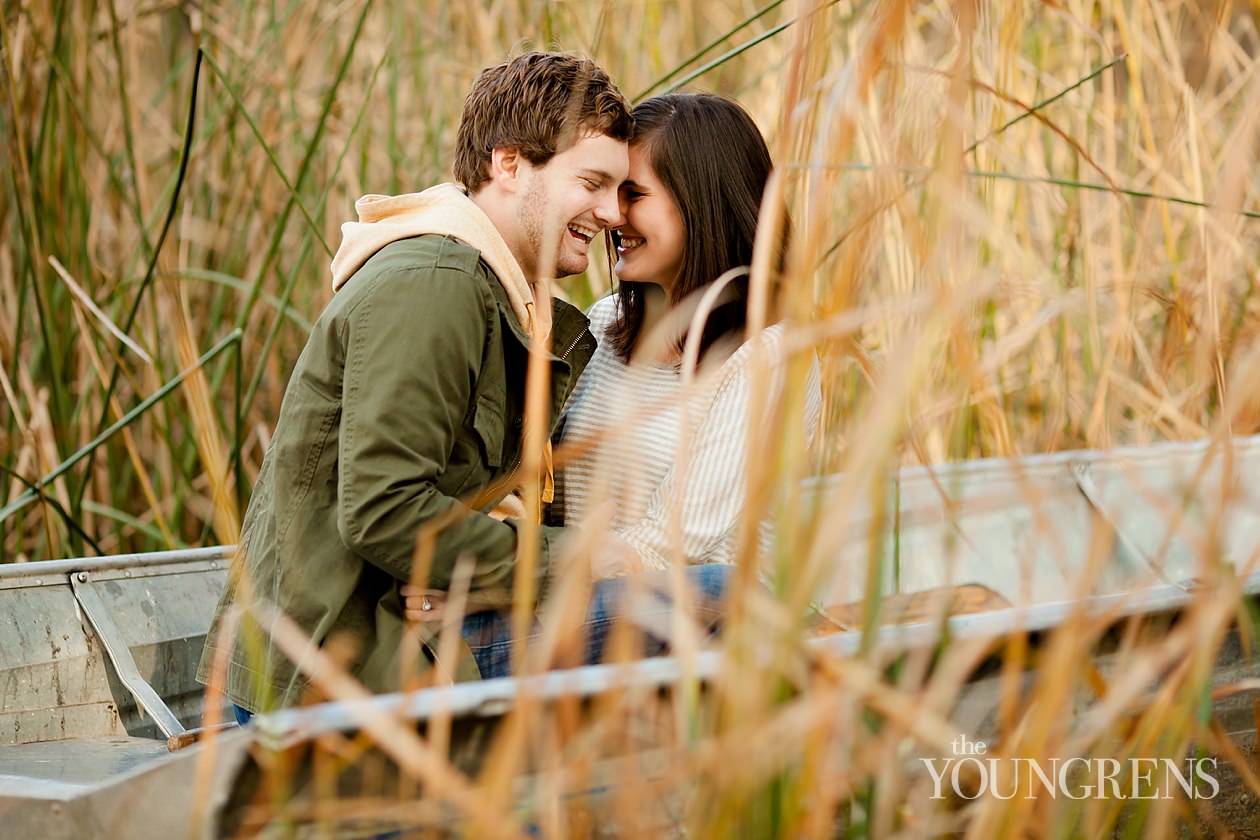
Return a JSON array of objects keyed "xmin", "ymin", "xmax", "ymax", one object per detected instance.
[
  {"xmin": 82, "ymin": 500, "xmax": 186, "ymax": 547},
  {"xmin": 834, "ymin": 161, "xmax": 1260, "ymax": 220},
  {"xmin": 661, "ymin": 19, "xmax": 793, "ymax": 96},
  {"xmin": 966, "ymin": 168, "xmax": 1260, "ymax": 219},
  {"xmin": 48, "ymin": 255, "xmax": 153, "ymax": 364},
  {"xmin": 177, "ymin": 268, "xmax": 312, "ymax": 332}
]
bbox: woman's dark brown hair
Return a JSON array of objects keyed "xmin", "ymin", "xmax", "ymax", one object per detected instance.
[{"xmin": 605, "ymin": 92, "xmax": 781, "ymax": 362}]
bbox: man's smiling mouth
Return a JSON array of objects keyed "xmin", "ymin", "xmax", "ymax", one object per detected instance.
[{"xmin": 568, "ymin": 223, "xmax": 597, "ymax": 244}]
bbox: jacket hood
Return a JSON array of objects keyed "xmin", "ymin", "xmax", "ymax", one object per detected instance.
[{"xmin": 329, "ymin": 183, "xmax": 546, "ymax": 337}]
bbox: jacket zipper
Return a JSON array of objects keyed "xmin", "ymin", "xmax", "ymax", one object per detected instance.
[{"xmin": 556, "ymin": 326, "xmax": 586, "ymax": 361}]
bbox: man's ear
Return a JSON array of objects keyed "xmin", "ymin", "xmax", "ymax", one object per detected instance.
[{"xmin": 488, "ymin": 146, "xmax": 525, "ymax": 192}]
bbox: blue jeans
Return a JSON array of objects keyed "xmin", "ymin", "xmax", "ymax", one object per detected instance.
[{"xmin": 460, "ymin": 564, "xmax": 732, "ymax": 679}]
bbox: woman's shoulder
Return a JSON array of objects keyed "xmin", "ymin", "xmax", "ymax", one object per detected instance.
[
  {"xmin": 704, "ymin": 322, "xmax": 819, "ymax": 398},
  {"xmin": 702, "ymin": 322, "xmax": 820, "ymax": 421},
  {"xmin": 585, "ymin": 294, "xmax": 620, "ymax": 337},
  {"xmin": 716, "ymin": 322, "xmax": 788, "ymax": 375}
]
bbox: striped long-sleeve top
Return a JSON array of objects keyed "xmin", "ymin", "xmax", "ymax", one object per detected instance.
[{"xmin": 553, "ymin": 295, "xmax": 823, "ymax": 569}]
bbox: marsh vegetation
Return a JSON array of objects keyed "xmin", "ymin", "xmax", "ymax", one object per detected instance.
[{"xmin": 3, "ymin": 0, "xmax": 1260, "ymax": 835}]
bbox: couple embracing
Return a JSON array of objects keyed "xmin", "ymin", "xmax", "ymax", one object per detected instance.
[{"xmin": 200, "ymin": 51, "xmax": 820, "ymax": 718}]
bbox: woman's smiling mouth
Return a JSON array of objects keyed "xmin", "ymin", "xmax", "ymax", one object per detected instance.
[{"xmin": 614, "ymin": 231, "xmax": 645, "ymax": 253}]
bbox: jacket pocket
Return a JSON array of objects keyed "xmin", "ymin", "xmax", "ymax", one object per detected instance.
[{"xmin": 472, "ymin": 392, "xmax": 505, "ymax": 469}]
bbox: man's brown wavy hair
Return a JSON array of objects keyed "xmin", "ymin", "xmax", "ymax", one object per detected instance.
[{"xmin": 454, "ymin": 52, "xmax": 633, "ymax": 193}]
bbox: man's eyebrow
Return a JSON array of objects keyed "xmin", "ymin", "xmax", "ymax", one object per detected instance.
[{"xmin": 576, "ymin": 168, "xmax": 618, "ymax": 185}]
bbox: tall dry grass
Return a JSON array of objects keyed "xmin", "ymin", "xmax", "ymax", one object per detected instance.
[
  {"xmin": 4, "ymin": 0, "xmax": 1260, "ymax": 836},
  {"xmin": 5, "ymin": 0, "xmax": 1260, "ymax": 558}
]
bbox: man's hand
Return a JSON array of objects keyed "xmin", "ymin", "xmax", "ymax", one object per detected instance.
[
  {"xmin": 401, "ymin": 585, "xmax": 513, "ymax": 622},
  {"xmin": 402, "ymin": 506, "xmax": 645, "ymax": 621},
  {"xmin": 489, "ymin": 492, "xmax": 527, "ymax": 521},
  {"xmin": 399, "ymin": 490, "xmax": 529, "ymax": 621}
]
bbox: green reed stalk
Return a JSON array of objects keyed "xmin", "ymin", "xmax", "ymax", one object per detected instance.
[
  {"xmin": 200, "ymin": 50, "xmax": 333, "ymax": 259},
  {"xmin": 207, "ymin": 0, "xmax": 373, "ymax": 399},
  {"xmin": 104, "ymin": 0, "xmax": 149, "ymax": 255},
  {"xmin": 223, "ymin": 1, "xmax": 373, "ymax": 334},
  {"xmin": 0, "ymin": 329, "xmax": 243, "ymax": 523},
  {"xmin": 69, "ymin": 49, "xmax": 204, "ymax": 516},
  {"xmin": 239, "ymin": 50, "xmax": 388, "ymax": 420},
  {"xmin": 634, "ymin": 0, "xmax": 788, "ymax": 101},
  {"xmin": 0, "ymin": 10, "xmax": 62, "ymax": 433}
]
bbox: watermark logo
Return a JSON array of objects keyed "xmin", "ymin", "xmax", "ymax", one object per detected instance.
[{"xmin": 922, "ymin": 735, "xmax": 1219, "ymax": 801}]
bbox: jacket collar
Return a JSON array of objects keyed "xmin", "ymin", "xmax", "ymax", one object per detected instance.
[{"xmin": 484, "ymin": 266, "xmax": 590, "ymax": 363}]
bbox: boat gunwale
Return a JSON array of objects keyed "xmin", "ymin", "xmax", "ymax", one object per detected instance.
[
  {"xmin": 0, "ymin": 546, "xmax": 233, "ymax": 583},
  {"xmin": 250, "ymin": 570, "xmax": 1260, "ymax": 749}
]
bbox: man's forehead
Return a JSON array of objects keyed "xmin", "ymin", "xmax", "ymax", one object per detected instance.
[{"xmin": 555, "ymin": 132, "xmax": 629, "ymax": 178}]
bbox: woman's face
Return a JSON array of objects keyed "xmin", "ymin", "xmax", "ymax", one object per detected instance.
[{"xmin": 613, "ymin": 143, "xmax": 685, "ymax": 289}]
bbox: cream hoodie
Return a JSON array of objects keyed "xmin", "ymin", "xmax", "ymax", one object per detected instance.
[
  {"xmin": 329, "ymin": 182, "xmax": 550, "ymax": 339},
  {"xmin": 328, "ymin": 182, "xmax": 557, "ymax": 507}
]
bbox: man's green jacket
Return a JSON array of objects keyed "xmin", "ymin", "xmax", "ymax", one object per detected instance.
[{"xmin": 197, "ymin": 234, "xmax": 596, "ymax": 711}]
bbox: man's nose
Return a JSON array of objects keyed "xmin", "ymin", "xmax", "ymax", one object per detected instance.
[{"xmin": 593, "ymin": 190, "xmax": 625, "ymax": 229}]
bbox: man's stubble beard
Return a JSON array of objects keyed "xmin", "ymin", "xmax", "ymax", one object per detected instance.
[{"xmin": 518, "ymin": 173, "xmax": 579, "ymax": 279}]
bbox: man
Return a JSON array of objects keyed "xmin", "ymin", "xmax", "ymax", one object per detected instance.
[{"xmin": 197, "ymin": 52, "xmax": 633, "ymax": 714}]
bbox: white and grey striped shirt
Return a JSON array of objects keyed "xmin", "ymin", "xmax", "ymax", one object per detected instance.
[{"xmin": 554, "ymin": 295, "xmax": 822, "ymax": 569}]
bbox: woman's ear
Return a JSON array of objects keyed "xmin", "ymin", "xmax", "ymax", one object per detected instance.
[{"xmin": 488, "ymin": 146, "xmax": 524, "ymax": 193}]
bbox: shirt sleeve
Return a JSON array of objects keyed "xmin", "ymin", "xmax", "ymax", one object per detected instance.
[{"xmin": 335, "ymin": 263, "xmax": 558, "ymax": 592}]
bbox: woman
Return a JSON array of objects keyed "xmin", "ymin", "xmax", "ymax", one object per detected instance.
[
  {"xmin": 554, "ymin": 91, "xmax": 821, "ymax": 571},
  {"xmin": 408, "ymin": 93, "xmax": 821, "ymax": 677}
]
